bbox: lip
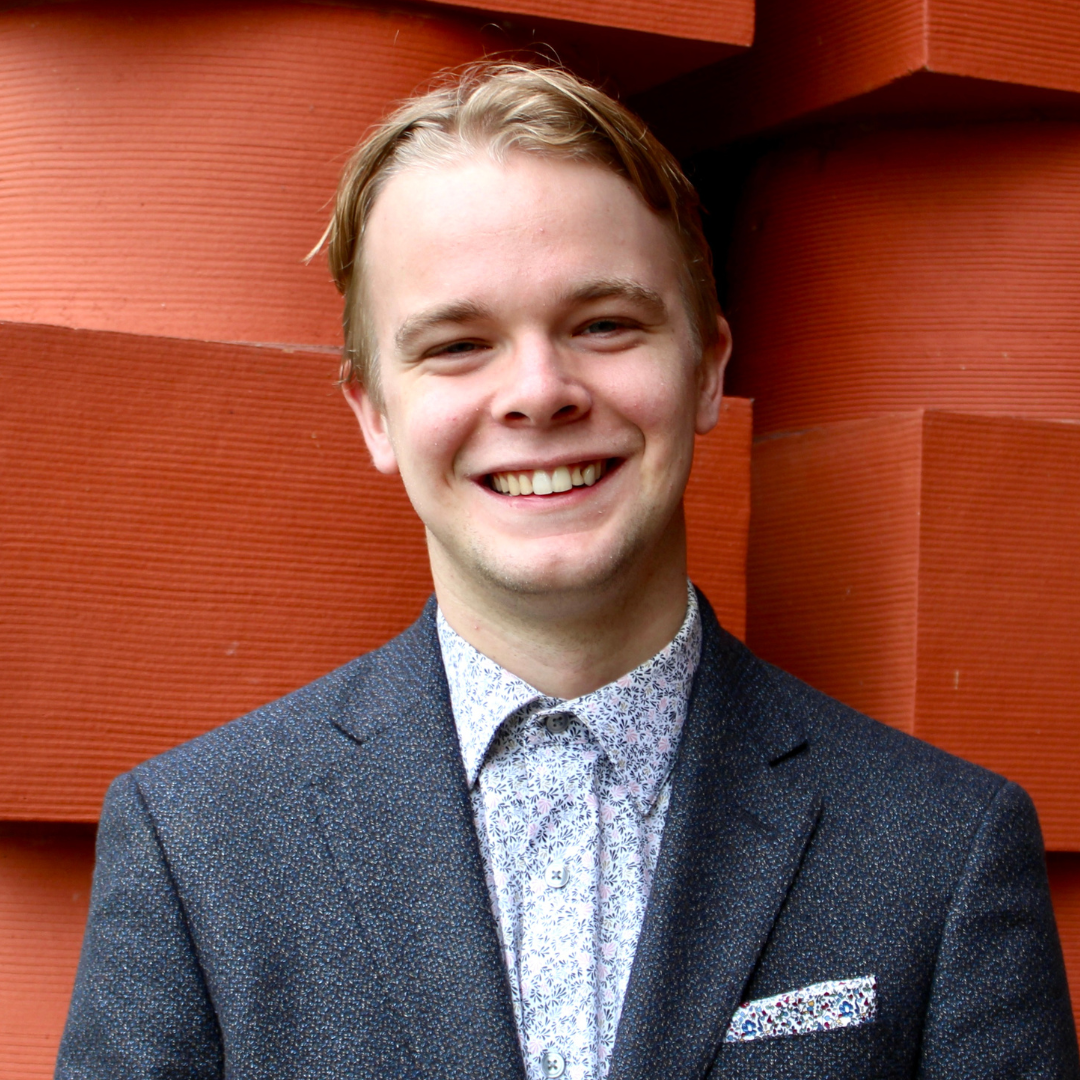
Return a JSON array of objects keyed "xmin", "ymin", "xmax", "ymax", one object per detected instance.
[{"xmin": 473, "ymin": 453, "xmax": 622, "ymax": 479}]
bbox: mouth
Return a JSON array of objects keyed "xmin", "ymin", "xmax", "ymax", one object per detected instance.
[{"xmin": 487, "ymin": 459, "xmax": 615, "ymax": 497}]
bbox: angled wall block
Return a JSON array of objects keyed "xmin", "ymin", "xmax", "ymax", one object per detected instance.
[
  {"xmin": 640, "ymin": 0, "xmax": 1080, "ymax": 151},
  {"xmin": 749, "ymin": 410, "xmax": 1080, "ymax": 849},
  {"xmin": 725, "ymin": 123, "xmax": 1080, "ymax": 436},
  {"xmin": 0, "ymin": 824, "xmax": 95, "ymax": 1080},
  {"xmin": 2, "ymin": 321, "xmax": 429, "ymax": 820},
  {"xmin": 0, "ymin": 0, "xmax": 753, "ymax": 352},
  {"xmin": 0, "ymin": 2, "xmax": 498, "ymax": 347},
  {"xmin": 437, "ymin": 0, "xmax": 752, "ymax": 48}
]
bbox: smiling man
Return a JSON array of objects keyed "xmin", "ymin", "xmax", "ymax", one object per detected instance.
[
  {"xmin": 58, "ymin": 63, "xmax": 1078, "ymax": 1080},
  {"xmin": 343, "ymin": 144, "xmax": 722, "ymax": 699}
]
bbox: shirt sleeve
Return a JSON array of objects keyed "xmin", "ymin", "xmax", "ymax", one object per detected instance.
[
  {"xmin": 917, "ymin": 779, "xmax": 1080, "ymax": 1080},
  {"xmin": 55, "ymin": 771, "xmax": 223, "ymax": 1080}
]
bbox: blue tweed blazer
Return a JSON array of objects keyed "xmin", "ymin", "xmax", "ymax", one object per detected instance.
[{"xmin": 58, "ymin": 593, "xmax": 1079, "ymax": 1079}]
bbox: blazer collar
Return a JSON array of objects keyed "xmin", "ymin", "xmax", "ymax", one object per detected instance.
[
  {"xmin": 311, "ymin": 599, "xmax": 525, "ymax": 1080},
  {"xmin": 609, "ymin": 590, "xmax": 821, "ymax": 1080}
]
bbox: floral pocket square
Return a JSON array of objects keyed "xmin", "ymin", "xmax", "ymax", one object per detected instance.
[{"xmin": 724, "ymin": 975, "xmax": 877, "ymax": 1043}]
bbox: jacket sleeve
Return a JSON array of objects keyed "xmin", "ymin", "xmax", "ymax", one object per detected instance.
[
  {"xmin": 55, "ymin": 772, "xmax": 223, "ymax": 1080},
  {"xmin": 917, "ymin": 780, "xmax": 1080, "ymax": 1080}
]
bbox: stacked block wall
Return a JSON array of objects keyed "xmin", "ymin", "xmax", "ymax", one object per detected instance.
[{"xmin": 725, "ymin": 124, "xmax": 1080, "ymax": 435}]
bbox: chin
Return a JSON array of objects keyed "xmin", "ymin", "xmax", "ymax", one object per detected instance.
[{"xmin": 464, "ymin": 531, "xmax": 653, "ymax": 600}]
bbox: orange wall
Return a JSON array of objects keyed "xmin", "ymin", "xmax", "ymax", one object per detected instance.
[
  {"xmin": 726, "ymin": 123, "xmax": 1080, "ymax": 435},
  {"xmin": 0, "ymin": 825, "xmax": 95, "ymax": 1079},
  {"xmin": 0, "ymin": 3, "xmax": 500, "ymax": 345}
]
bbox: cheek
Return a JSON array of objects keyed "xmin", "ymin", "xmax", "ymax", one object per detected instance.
[
  {"xmin": 384, "ymin": 383, "xmax": 479, "ymax": 478},
  {"xmin": 605, "ymin": 361, "xmax": 697, "ymax": 441}
]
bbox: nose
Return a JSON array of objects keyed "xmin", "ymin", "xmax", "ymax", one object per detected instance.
[{"xmin": 491, "ymin": 334, "xmax": 591, "ymax": 428}]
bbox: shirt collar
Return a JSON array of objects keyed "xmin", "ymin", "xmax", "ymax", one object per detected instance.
[{"xmin": 438, "ymin": 584, "xmax": 702, "ymax": 816}]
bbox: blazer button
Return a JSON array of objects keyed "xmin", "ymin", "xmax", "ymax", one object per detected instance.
[
  {"xmin": 544, "ymin": 861, "xmax": 568, "ymax": 889},
  {"xmin": 540, "ymin": 1049, "xmax": 565, "ymax": 1077}
]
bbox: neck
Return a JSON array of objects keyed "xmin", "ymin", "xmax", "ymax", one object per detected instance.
[{"xmin": 431, "ymin": 518, "xmax": 691, "ymax": 700}]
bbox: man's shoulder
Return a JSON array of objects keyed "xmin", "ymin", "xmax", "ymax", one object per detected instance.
[
  {"xmin": 703, "ymin": 614, "xmax": 1009, "ymax": 830},
  {"xmin": 122, "ymin": 602, "xmax": 440, "ymax": 818}
]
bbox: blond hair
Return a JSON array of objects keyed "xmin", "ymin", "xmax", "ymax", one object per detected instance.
[{"xmin": 323, "ymin": 60, "xmax": 719, "ymax": 397}]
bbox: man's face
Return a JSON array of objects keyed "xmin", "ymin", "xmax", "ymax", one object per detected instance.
[{"xmin": 345, "ymin": 152, "xmax": 730, "ymax": 605}]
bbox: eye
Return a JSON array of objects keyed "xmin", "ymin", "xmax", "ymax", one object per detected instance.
[
  {"xmin": 429, "ymin": 339, "xmax": 484, "ymax": 358},
  {"xmin": 582, "ymin": 318, "xmax": 627, "ymax": 335}
]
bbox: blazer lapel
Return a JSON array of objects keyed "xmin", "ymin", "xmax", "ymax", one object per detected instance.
[
  {"xmin": 609, "ymin": 597, "xmax": 822, "ymax": 1080},
  {"xmin": 309, "ymin": 602, "xmax": 525, "ymax": 1080}
]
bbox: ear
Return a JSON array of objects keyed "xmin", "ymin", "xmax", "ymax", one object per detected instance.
[
  {"xmin": 694, "ymin": 315, "xmax": 733, "ymax": 436},
  {"xmin": 341, "ymin": 382, "xmax": 400, "ymax": 475}
]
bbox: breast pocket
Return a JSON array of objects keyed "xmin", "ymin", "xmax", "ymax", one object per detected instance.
[{"xmin": 709, "ymin": 1020, "xmax": 906, "ymax": 1080}]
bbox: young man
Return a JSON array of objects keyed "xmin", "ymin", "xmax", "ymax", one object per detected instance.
[{"xmin": 59, "ymin": 63, "xmax": 1078, "ymax": 1080}]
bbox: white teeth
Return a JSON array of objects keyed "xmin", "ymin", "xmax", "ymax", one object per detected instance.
[
  {"xmin": 491, "ymin": 460, "xmax": 607, "ymax": 497},
  {"xmin": 532, "ymin": 469, "xmax": 553, "ymax": 495}
]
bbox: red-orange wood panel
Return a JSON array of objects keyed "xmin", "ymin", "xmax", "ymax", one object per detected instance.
[
  {"xmin": 0, "ymin": 1, "xmax": 752, "ymax": 351},
  {"xmin": 441, "ymin": 0, "xmax": 752, "ymax": 49},
  {"xmin": 749, "ymin": 415, "xmax": 924, "ymax": 734},
  {"xmin": 725, "ymin": 124, "xmax": 1080, "ymax": 437},
  {"xmin": 1049, "ymin": 853, "xmax": 1080, "ymax": 1034},
  {"xmin": 0, "ymin": 2, "xmax": 501, "ymax": 347},
  {"xmin": 686, "ymin": 395, "xmax": 751, "ymax": 643},
  {"xmin": 638, "ymin": 0, "xmax": 1080, "ymax": 151},
  {"xmin": 0, "ymin": 823, "xmax": 95, "ymax": 1080},
  {"xmin": 915, "ymin": 412, "xmax": 1080, "ymax": 849},
  {"xmin": 929, "ymin": 0, "xmax": 1080, "ymax": 95},
  {"xmin": 0, "ymin": 320, "xmax": 750, "ymax": 820},
  {"xmin": 1, "ymin": 322, "xmax": 429, "ymax": 821},
  {"xmin": 749, "ymin": 411, "xmax": 1080, "ymax": 850}
]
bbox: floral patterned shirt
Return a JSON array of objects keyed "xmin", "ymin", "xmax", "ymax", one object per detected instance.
[{"xmin": 437, "ymin": 585, "xmax": 701, "ymax": 1080}]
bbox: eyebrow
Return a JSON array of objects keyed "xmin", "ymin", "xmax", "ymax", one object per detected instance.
[
  {"xmin": 394, "ymin": 300, "xmax": 492, "ymax": 354},
  {"xmin": 564, "ymin": 279, "xmax": 668, "ymax": 318}
]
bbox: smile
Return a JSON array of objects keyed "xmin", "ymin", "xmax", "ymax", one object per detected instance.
[{"xmin": 488, "ymin": 459, "xmax": 610, "ymax": 497}]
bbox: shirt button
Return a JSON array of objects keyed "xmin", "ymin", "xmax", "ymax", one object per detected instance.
[
  {"xmin": 544, "ymin": 861, "xmax": 568, "ymax": 889},
  {"xmin": 540, "ymin": 1049, "xmax": 565, "ymax": 1077},
  {"xmin": 545, "ymin": 715, "xmax": 570, "ymax": 734}
]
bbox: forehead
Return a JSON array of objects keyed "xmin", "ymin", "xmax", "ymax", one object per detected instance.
[{"xmin": 361, "ymin": 153, "xmax": 685, "ymax": 325}]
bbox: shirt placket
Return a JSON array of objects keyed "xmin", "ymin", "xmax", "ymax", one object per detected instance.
[{"xmin": 516, "ymin": 711, "xmax": 601, "ymax": 1080}]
